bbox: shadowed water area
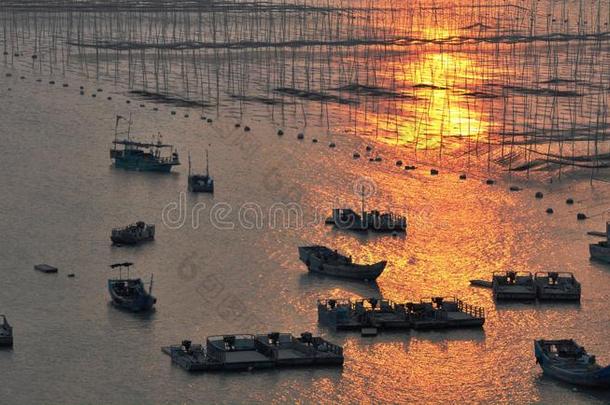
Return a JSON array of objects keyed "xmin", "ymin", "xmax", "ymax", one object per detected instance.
[{"xmin": 1, "ymin": 0, "xmax": 610, "ymax": 404}]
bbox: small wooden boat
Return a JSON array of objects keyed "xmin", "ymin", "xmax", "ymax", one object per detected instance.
[
  {"xmin": 108, "ymin": 262, "xmax": 156, "ymax": 312},
  {"xmin": 0, "ymin": 315, "xmax": 13, "ymax": 347},
  {"xmin": 162, "ymin": 332, "xmax": 344, "ymax": 372},
  {"xmin": 492, "ymin": 271, "xmax": 536, "ymax": 300},
  {"xmin": 188, "ymin": 150, "xmax": 214, "ymax": 193},
  {"xmin": 298, "ymin": 246, "xmax": 387, "ymax": 280},
  {"xmin": 535, "ymin": 339, "xmax": 610, "ymax": 387},
  {"xmin": 589, "ymin": 222, "xmax": 610, "ymax": 263},
  {"xmin": 34, "ymin": 264, "xmax": 58, "ymax": 273},
  {"xmin": 111, "ymin": 221, "xmax": 155, "ymax": 245},
  {"xmin": 534, "ymin": 272, "xmax": 581, "ymax": 301}
]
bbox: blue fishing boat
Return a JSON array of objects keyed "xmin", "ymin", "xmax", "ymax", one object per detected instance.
[
  {"xmin": 188, "ymin": 149, "xmax": 214, "ymax": 193},
  {"xmin": 108, "ymin": 262, "xmax": 156, "ymax": 312},
  {"xmin": 535, "ymin": 339, "xmax": 610, "ymax": 388},
  {"xmin": 110, "ymin": 115, "xmax": 180, "ymax": 172}
]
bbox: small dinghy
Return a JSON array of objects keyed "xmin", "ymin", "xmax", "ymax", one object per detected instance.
[
  {"xmin": 111, "ymin": 221, "xmax": 155, "ymax": 245},
  {"xmin": 188, "ymin": 150, "xmax": 214, "ymax": 193},
  {"xmin": 108, "ymin": 262, "xmax": 156, "ymax": 312},
  {"xmin": 0, "ymin": 315, "xmax": 13, "ymax": 347},
  {"xmin": 535, "ymin": 339, "xmax": 610, "ymax": 387},
  {"xmin": 298, "ymin": 246, "xmax": 386, "ymax": 280}
]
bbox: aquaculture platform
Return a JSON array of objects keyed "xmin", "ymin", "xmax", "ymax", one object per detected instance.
[
  {"xmin": 162, "ymin": 332, "xmax": 344, "ymax": 372},
  {"xmin": 492, "ymin": 271, "xmax": 536, "ymax": 300},
  {"xmin": 318, "ymin": 297, "xmax": 485, "ymax": 331}
]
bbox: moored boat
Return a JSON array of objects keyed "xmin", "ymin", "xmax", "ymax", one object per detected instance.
[
  {"xmin": 111, "ymin": 115, "xmax": 180, "ymax": 172},
  {"xmin": 534, "ymin": 339, "xmax": 610, "ymax": 387},
  {"xmin": 325, "ymin": 208, "xmax": 407, "ymax": 233},
  {"xmin": 111, "ymin": 221, "xmax": 155, "ymax": 245},
  {"xmin": 534, "ymin": 272, "xmax": 581, "ymax": 301},
  {"xmin": 108, "ymin": 262, "xmax": 156, "ymax": 312},
  {"xmin": 589, "ymin": 221, "xmax": 610, "ymax": 263},
  {"xmin": 492, "ymin": 271, "xmax": 536, "ymax": 300},
  {"xmin": 188, "ymin": 150, "xmax": 214, "ymax": 193},
  {"xmin": 0, "ymin": 315, "xmax": 13, "ymax": 347},
  {"xmin": 298, "ymin": 246, "xmax": 387, "ymax": 280}
]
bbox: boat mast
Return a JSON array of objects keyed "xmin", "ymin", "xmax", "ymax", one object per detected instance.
[
  {"xmin": 127, "ymin": 113, "xmax": 132, "ymax": 143},
  {"xmin": 149, "ymin": 274, "xmax": 154, "ymax": 294},
  {"xmin": 188, "ymin": 152, "xmax": 192, "ymax": 176},
  {"xmin": 205, "ymin": 149, "xmax": 209, "ymax": 177},
  {"xmin": 361, "ymin": 185, "xmax": 365, "ymax": 216}
]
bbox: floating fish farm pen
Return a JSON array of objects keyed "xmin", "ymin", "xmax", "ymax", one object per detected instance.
[
  {"xmin": 492, "ymin": 271, "xmax": 537, "ymax": 301},
  {"xmin": 318, "ymin": 297, "xmax": 485, "ymax": 332},
  {"xmin": 534, "ymin": 272, "xmax": 581, "ymax": 301},
  {"xmin": 162, "ymin": 332, "xmax": 344, "ymax": 372}
]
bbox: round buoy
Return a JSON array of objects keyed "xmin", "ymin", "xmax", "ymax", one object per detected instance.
[
  {"xmin": 201, "ymin": 116, "xmax": 206, "ymax": 120},
  {"xmin": 566, "ymin": 198, "xmax": 574, "ymax": 204},
  {"xmin": 431, "ymin": 169, "xmax": 439, "ymax": 175},
  {"xmin": 139, "ymin": 104, "xmax": 145, "ymax": 107},
  {"xmin": 49, "ymin": 80, "xmax": 55, "ymax": 85},
  {"xmin": 312, "ymin": 138, "xmax": 318, "ymax": 143},
  {"xmin": 353, "ymin": 152, "xmax": 360, "ymax": 159},
  {"xmin": 171, "ymin": 111, "xmax": 176, "ymax": 115},
  {"xmin": 207, "ymin": 118, "xmax": 213, "ymax": 123},
  {"xmin": 328, "ymin": 142, "xmax": 335, "ymax": 147},
  {"xmin": 20, "ymin": 76, "xmax": 25, "ymax": 80},
  {"xmin": 92, "ymin": 94, "xmax": 96, "ymax": 97},
  {"xmin": 396, "ymin": 160, "xmax": 403, "ymax": 166},
  {"xmin": 2, "ymin": 51, "xmax": 8, "ymax": 55},
  {"xmin": 36, "ymin": 78, "xmax": 41, "ymax": 82},
  {"xmin": 67, "ymin": 273, "xmax": 75, "ymax": 278},
  {"xmin": 32, "ymin": 54, "xmax": 37, "ymax": 59},
  {"xmin": 577, "ymin": 213, "xmax": 587, "ymax": 220},
  {"xmin": 184, "ymin": 114, "xmax": 189, "ymax": 118},
  {"xmin": 235, "ymin": 123, "xmax": 241, "ymax": 128},
  {"xmin": 244, "ymin": 126, "xmax": 251, "ymax": 132},
  {"xmin": 546, "ymin": 208, "xmax": 554, "ymax": 214},
  {"xmin": 107, "ymin": 96, "xmax": 112, "ymax": 100},
  {"xmin": 126, "ymin": 100, "xmax": 131, "ymax": 104},
  {"xmin": 62, "ymin": 83, "xmax": 68, "ymax": 87},
  {"xmin": 366, "ymin": 145, "xmax": 372, "ymax": 151},
  {"xmin": 79, "ymin": 86, "xmax": 84, "ymax": 90},
  {"xmin": 459, "ymin": 174, "xmax": 467, "ymax": 180},
  {"xmin": 535, "ymin": 192, "xmax": 544, "ymax": 199},
  {"xmin": 486, "ymin": 179, "xmax": 495, "ymax": 185},
  {"xmin": 4, "ymin": 73, "xmax": 11, "ymax": 77},
  {"xmin": 14, "ymin": 53, "xmax": 19, "ymax": 57},
  {"xmin": 153, "ymin": 107, "xmax": 158, "ymax": 111},
  {"xmin": 297, "ymin": 133, "xmax": 304, "ymax": 140},
  {"xmin": 277, "ymin": 129, "xmax": 284, "ymax": 136},
  {"xmin": 97, "ymin": 88, "xmax": 103, "ymax": 92},
  {"xmin": 375, "ymin": 156, "xmax": 382, "ymax": 162}
]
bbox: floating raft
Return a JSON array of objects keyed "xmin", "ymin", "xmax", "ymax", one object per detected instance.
[
  {"xmin": 318, "ymin": 297, "xmax": 485, "ymax": 332},
  {"xmin": 162, "ymin": 332, "xmax": 343, "ymax": 372},
  {"xmin": 492, "ymin": 271, "xmax": 536, "ymax": 300},
  {"xmin": 34, "ymin": 264, "xmax": 58, "ymax": 274}
]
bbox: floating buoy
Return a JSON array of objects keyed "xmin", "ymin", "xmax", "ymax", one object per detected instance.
[
  {"xmin": 20, "ymin": 76, "xmax": 25, "ymax": 80},
  {"xmin": 509, "ymin": 186, "xmax": 521, "ymax": 191},
  {"xmin": 277, "ymin": 129, "xmax": 284, "ymax": 136},
  {"xmin": 244, "ymin": 126, "xmax": 251, "ymax": 132},
  {"xmin": 566, "ymin": 198, "xmax": 574, "ymax": 204},
  {"xmin": 201, "ymin": 116, "xmax": 206, "ymax": 120},
  {"xmin": 297, "ymin": 133, "xmax": 304, "ymax": 140},
  {"xmin": 312, "ymin": 138, "xmax": 318, "ymax": 143},
  {"xmin": 374, "ymin": 156, "xmax": 382, "ymax": 162},
  {"xmin": 430, "ymin": 169, "xmax": 439, "ymax": 175},
  {"xmin": 79, "ymin": 86, "xmax": 84, "ymax": 90},
  {"xmin": 62, "ymin": 83, "xmax": 68, "ymax": 87},
  {"xmin": 235, "ymin": 123, "xmax": 241, "ymax": 128},
  {"xmin": 2, "ymin": 51, "xmax": 8, "ymax": 55},
  {"xmin": 405, "ymin": 165, "xmax": 416, "ymax": 170},
  {"xmin": 577, "ymin": 213, "xmax": 587, "ymax": 220},
  {"xmin": 97, "ymin": 88, "xmax": 103, "ymax": 92},
  {"xmin": 546, "ymin": 208, "xmax": 554, "ymax": 214},
  {"xmin": 153, "ymin": 107, "xmax": 158, "ymax": 111},
  {"xmin": 328, "ymin": 142, "xmax": 335, "ymax": 147},
  {"xmin": 107, "ymin": 96, "xmax": 112, "ymax": 100},
  {"xmin": 7, "ymin": 88, "xmax": 11, "ymax": 91},
  {"xmin": 91, "ymin": 94, "xmax": 96, "ymax": 97},
  {"xmin": 4, "ymin": 73, "xmax": 11, "ymax": 77},
  {"xmin": 139, "ymin": 104, "xmax": 145, "ymax": 107},
  {"xmin": 207, "ymin": 118, "xmax": 213, "ymax": 123},
  {"xmin": 170, "ymin": 111, "xmax": 176, "ymax": 115},
  {"xmin": 184, "ymin": 114, "xmax": 189, "ymax": 118},
  {"xmin": 67, "ymin": 273, "xmax": 75, "ymax": 278},
  {"xmin": 80, "ymin": 91, "xmax": 84, "ymax": 95},
  {"xmin": 14, "ymin": 53, "xmax": 19, "ymax": 57},
  {"xmin": 353, "ymin": 152, "xmax": 360, "ymax": 159},
  {"xmin": 396, "ymin": 160, "xmax": 403, "ymax": 166},
  {"xmin": 459, "ymin": 174, "xmax": 467, "ymax": 180},
  {"xmin": 126, "ymin": 100, "xmax": 130, "ymax": 104},
  {"xmin": 32, "ymin": 54, "xmax": 37, "ymax": 59},
  {"xmin": 366, "ymin": 145, "xmax": 372, "ymax": 151},
  {"xmin": 369, "ymin": 158, "xmax": 375, "ymax": 162},
  {"xmin": 535, "ymin": 192, "xmax": 544, "ymax": 199},
  {"xmin": 49, "ymin": 80, "xmax": 55, "ymax": 85},
  {"xmin": 36, "ymin": 78, "xmax": 41, "ymax": 82},
  {"xmin": 486, "ymin": 179, "xmax": 495, "ymax": 185}
]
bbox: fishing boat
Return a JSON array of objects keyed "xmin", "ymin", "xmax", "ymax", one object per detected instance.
[
  {"xmin": 110, "ymin": 115, "xmax": 180, "ymax": 172},
  {"xmin": 534, "ymin": 339, "xmax": 610, "ymax": 387},
  {"xmin": 534, "ymin": 272, "xmax": 581, "ymax": 301},
  {"xmin": 188, "ymin": 150, "xmax": 214, "ymax": 193},
  {"xmin": 110, "ymin": 221, "xmax": 155, "ymax": 245},
  {"xmin": 162, "ymin": 332, "xmax": 344, "ymax": 372},
  {"xmin": 108, "ymin": 262, "xmax": 156, "ymax": 312},
  {"xmin": 0, "ymin": 315, "xmax": 13, "ymax": 347},
  {"xmin": 492, "ymin": 271, "xmax": 536, "ymax": 300},
  {"xmin": 298, "ymin": 246, "xmax": 386, "ymax": 280},
  {"xmin": 589, "ymin": 221, "xmax": 610, "ymax": 263}
]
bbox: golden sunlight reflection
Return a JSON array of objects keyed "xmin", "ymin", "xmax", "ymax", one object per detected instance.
[{"xmin": 371, "ymin": 51, "xmax": 491, "ymax": 150}]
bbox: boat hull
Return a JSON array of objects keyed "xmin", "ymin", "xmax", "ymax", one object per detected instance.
[
  {"xmin": 113, "ymin": 158, "xmax": 175, "ymax": 172},
  {"xmin": 108, "ymin": 281, "xmax": 156, "ymax": 312},
  {"xmin": 0, "ymin": 335, "xmax": 13, "ymax": 347},
  {"xmin": 535, "ymin": 341, "xmax": 610, "ymax": 387},
  {"xmin": 589, "ymin": 244, "xmax": 610, "ymax": 264},
  {"xmin": 110, "ymin": 234, "xmax": 154, "ymax": 245},
  {"xmin": 299, "ymin": 247, "xmax": 386, "ymax": 280}
]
